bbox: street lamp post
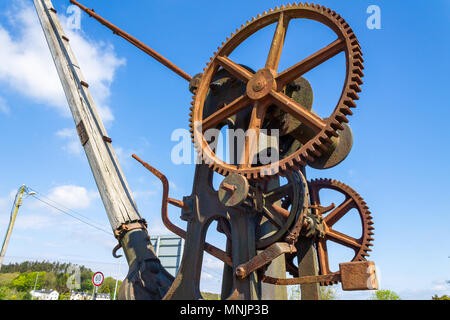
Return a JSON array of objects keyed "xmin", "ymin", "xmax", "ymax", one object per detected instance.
[{"xmin": 0, "ymin": 185, "xmax": 35, "ymax": 270}]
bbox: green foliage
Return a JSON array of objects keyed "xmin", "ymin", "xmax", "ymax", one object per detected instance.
[
  {"xmin": 11, "ymin": 271, "xmax": 45, "ymax": 291},
  {"xmin": 59, "ymin": 292, "xmax": 71, "ymax": 300},
  {"xmin": 0, "ymin": 261, "xmax": 121, "ymax": 300},
  {"xmin": 22, "ymin": 292, "xmax": 32, "ymax": 300},
  {"xmin": 288, "ymin": 286, "xmax": 300, "ymax": 300},
  {"xmin": 288, "ymin": 286, "xmax": 338, "ymax": 300},
  {"xmin": 370, "ymin": 289, "xmax": 401, "ymax": 300},
  {"xmin": 0, "ymin": 287, "xmax": 30, "ymax": 300},
  {"xmin": 81, "ymin": 278, "xmax": 94, "ymax": 291},
  {"xmin": 201, "ymin": 292, "xmax": 220, "ymax": 300},
  {"xmin": 320, "ymin": 287, "xmax": 337, "ymax": 300},
  {"xmin": 0, "ymin": 272, "xmax": 19, "ymax": 286},
  {"xmin": 432, "ymin": 294, "xmax": 450, "ymax": 300},
  {"xmin": 0, "ymin": 261, "xmax": 78, "ymax": 274}
]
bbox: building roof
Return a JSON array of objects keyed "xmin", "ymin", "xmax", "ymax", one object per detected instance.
[{"xmin": 31, "ymin": 289, "xmax": 58, "ymax": 294}]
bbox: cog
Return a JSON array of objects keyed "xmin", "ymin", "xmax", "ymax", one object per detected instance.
[
  {"xmin": 189, "ymin": 3, "xmax": 364, "ymax": 179},
  {"xmin": 287, "ymin": 178, "xmax": 374, "ymax": 286}
]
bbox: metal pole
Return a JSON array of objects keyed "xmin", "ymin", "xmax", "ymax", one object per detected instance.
[
  {"xmin": 30, "ymin": 271, "xmax": 40, "ymax": 300},
  {"xmin": 69, "ymin": 0, "xmax": 192, "ymax": 82},
  {"xmin": 33, "ymin": 272, "xmax": 40, "ymax": 290},
  {"xmin": 0, "ymin": 185, "xmax": 26, "ymax": 270},
  {"xmin": 93, "ymin": 286, "xmax": 98, "ymax": 300},
  {"xmin": 113, "ymin": 263, "xmax": 120, "ymax": 300}
]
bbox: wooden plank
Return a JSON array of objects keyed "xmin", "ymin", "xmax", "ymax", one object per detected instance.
[{"xmin": 34, "ymin": 0, "xmax": 141, "ymax": 229}]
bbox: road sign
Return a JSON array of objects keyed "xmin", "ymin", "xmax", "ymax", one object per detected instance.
[{"xmin": 92, "ymin": 272, "xmax": 104, "ymax": 287}]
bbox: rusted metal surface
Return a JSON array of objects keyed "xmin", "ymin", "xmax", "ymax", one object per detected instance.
[
  {"xmin": 75, "ymin": 120, "xmax": 89, "ymax": 146},
  {"xmin": 235, "ymin": 242, "xmax": 295, "ymax": 279},
  {"xmin": 262, "ymin": 272, "xmax": 340, "ymax": 286},
  {"xmin": 308, "ymin": 122, "xmax": 354, "ymax": 170},
  {"xmin": 70, "ymin": 0, "xmax": 192, "ymax": 82},
  {"xmin": 340, "ymin": 261, "xmax": 378, "ymax": 291},
  {"xmin": 161, "ymin": 164, "xmax": 260, "ymax": 300},
  {"xmin": 112, "ymin": 219, "xmax": 148, "ymax": 258},
  {"xmin": 295, "ymin": 237, "xmax": 321, "ymax": 300},
  {"xmin": 117, "ymin": 228, "xmax": 175, "ymax": 300},
  {"xmin": 261, "ymin": 260, "xmax": 378, "ymax": 292},
  {"xmin": 190, "ymin": 4, "xmax": 364, "ymax": 180},
  {"xmin": 285, "ymin": 178, "xmax": 375, "ymax": 286},
  {"xmin": 218, "ymin": 174, "xmax": 249, "ymax": 207},
  {"xmin": 67, "ymin": 1, "xmax": 376, "ymax": 300},
  {"xmin": 132, "ymin": 154, "xmax": 232, "ymax": 267}
]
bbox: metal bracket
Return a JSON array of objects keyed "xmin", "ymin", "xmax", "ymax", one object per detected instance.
[
  {"xmin": 261, "ymin": 261, "xmax": 379, "ymax": 291},
  {"xmin": 112, "ymin": 219, "xmax": 148, "ymax": 258},
  {"xmin": 76, "ymin": 120, "xmax": 89, "ymax": 146}
]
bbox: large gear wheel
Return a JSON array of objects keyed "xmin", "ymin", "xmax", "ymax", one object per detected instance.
[
  {"xmin": 286, "ymin": 178, "xmax": 374, "ymax": 286},
  {"xmin": 190, "ymin": 3, "xmax": 364, "ymax": 180}
]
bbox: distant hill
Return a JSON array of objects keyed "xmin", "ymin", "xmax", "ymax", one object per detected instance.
[{"xmin": 0, "ymin": 260, "xmax": 92, "ymax": 274}]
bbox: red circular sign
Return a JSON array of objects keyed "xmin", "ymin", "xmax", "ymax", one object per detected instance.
[{"xmin": 92, "ymin": 272, "xmax": 104, "ymax": 286}]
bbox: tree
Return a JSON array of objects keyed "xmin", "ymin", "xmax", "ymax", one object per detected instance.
[
  {"xmin": 370, "ymin": 289, "xmax": 401, "ymax": 300},
  {"xmin": 42, "ymin": 272, "xmax": 57, "ymax": 289},
  {"xmin": 11, "ymin": 272, "xmax": 45, "ymax": 292},
  {"xmin": 59, "ymin": 292, "xmax": 71, "ymax": 300},
  {"xmin": 432, "ymin": 294, "xmax": 450, "ymax": 300}
]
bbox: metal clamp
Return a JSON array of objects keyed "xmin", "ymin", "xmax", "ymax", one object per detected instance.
[{"xmin": 112, "ymin": 219, "xmax": 148, "ymax": 258}]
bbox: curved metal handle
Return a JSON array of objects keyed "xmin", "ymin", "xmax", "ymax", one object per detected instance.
[{"xmin": 132, "ymin": 154, "xmax": 232, "ymax": 266}]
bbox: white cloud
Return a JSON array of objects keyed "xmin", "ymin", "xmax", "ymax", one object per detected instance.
[
  {"xmin": 55, "ymin": 128, "xmax": 83, "ymax": 155},
  {"xmin": 0, "ymin": 0, "xmax": 125, "ymax": 123},
  {"xmin": 431, "ymin": 279, "xmax": 450, "ymax": 293},
  {"xmin": 46, "ymin": 185, "xmax": 99, "ymax": 210},
  {"xmin": 15, "ymin": 213, "xmax": 54, "ymax": 231},
  {"xmin": 202, "ymin": 254, "xmax": 225, "ymax": 272}
]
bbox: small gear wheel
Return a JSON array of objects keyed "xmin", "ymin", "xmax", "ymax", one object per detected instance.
[
  {"xmin": 286, "ymin": 178, "xmax": 374, "ymax": 286},
  {"xmin": 190, "ymin": 3, "xmax": 364, "ymax": 180}
]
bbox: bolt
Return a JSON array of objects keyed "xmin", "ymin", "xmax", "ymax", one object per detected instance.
[
  {"xmin": 235, "ymin": 266, "xmax": 246, "ymax": 279},
  {"xmin": 252, "ymin": 78, "xmax": 266, "ymax": 92},
  {"xmin": 221, "ymin": 182, "xmax": 236, "ymax": 193}
]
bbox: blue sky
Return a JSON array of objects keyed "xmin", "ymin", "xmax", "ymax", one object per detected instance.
[{"xmin": 0, "ymin": 0, "xmax": 449, "ymax": 299}]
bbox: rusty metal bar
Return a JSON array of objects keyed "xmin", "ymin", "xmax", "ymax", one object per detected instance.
[
  {"xmin": 261, "ymin": 272, "xmax": 341, "ymax": 286},
  {"xmin": 235, "ymin": 242, "xmax": 295, "ymax": 279},
  {"xmin": 132, "ymin": 154, "xmax": 233, "ymax": 267},
  {"xmin": 69, "ymin": 0, "xmax": 192, "ymax": 82}
]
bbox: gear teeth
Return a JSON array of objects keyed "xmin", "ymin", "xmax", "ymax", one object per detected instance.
[
  {"xmin": 309, "ymin": 148, "xmax": 322, "ymax": 157},
  {"xmin": 336, "ymin": 114, "xmax": 349, "ymax": 123},
  {"xmin": 352, "ymin": 75, "xmax": 363, "ymax": 85},
  {"xmin": 340, "ymin": 108, "xmax": 353, "ymax": 116},
  {"xmin": 308, "ymin": 178, "xmax": 375, "ymax": 274},
  {"xmin": 330, "ymin": 121, "xmax": 345, "ymax": 131},
  {"xmin": 190, "ymin": 3, "xmax": 364, "ymax": 180},
  {"xmin": 350, "ymin": 82, "xmax": 362, "ymax": 92},
  {"xmin": 347, "ymin": 91, "xmax": 359, "ymax": 100},
  {"xmin": 316, "ymin": 142, "xmax": 329, "ymax": 152}
]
